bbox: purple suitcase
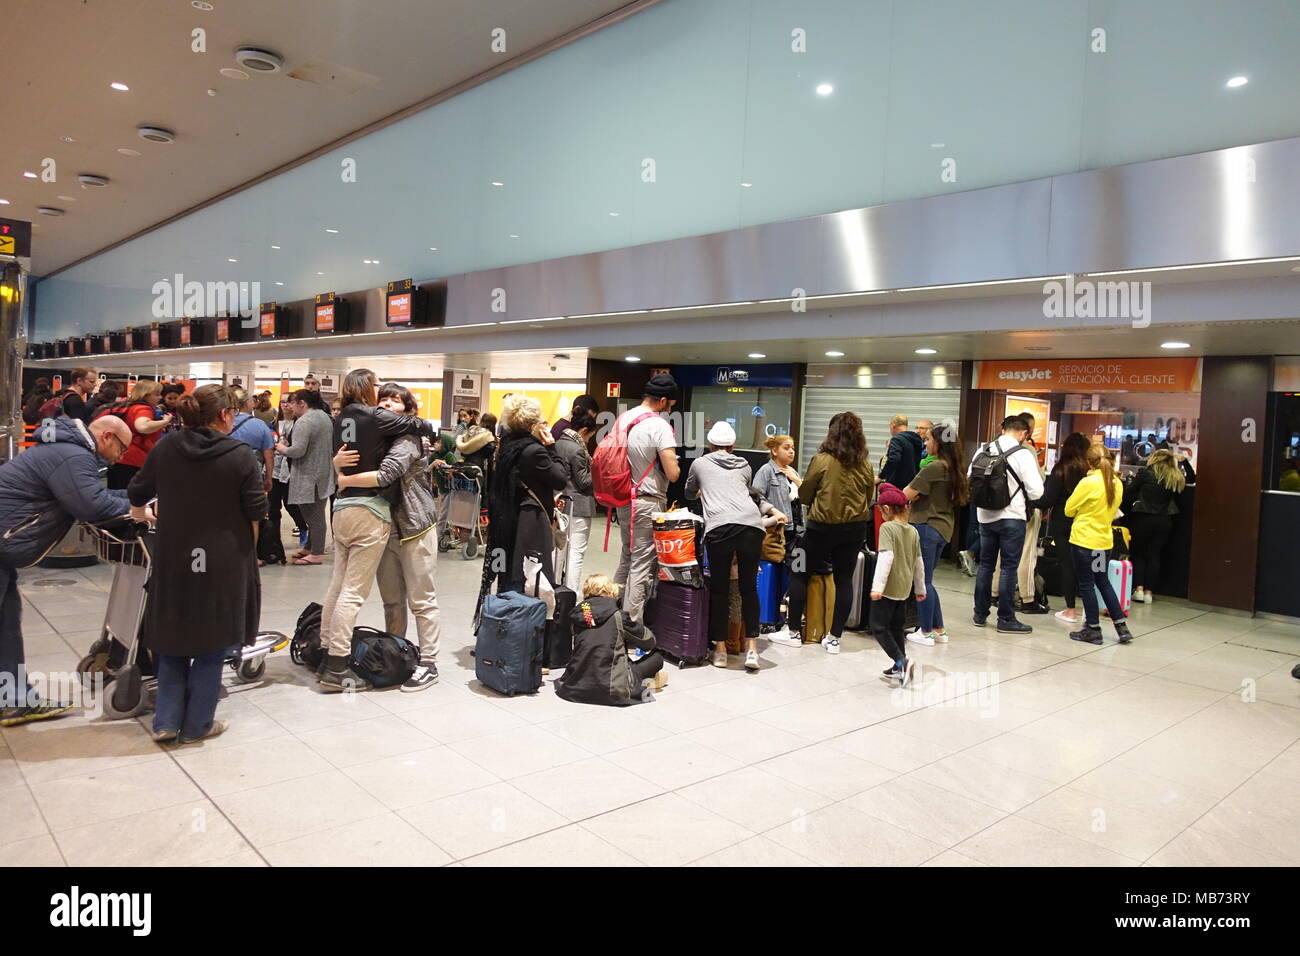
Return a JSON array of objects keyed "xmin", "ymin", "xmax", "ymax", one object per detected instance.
[{"xmin": 645, "ymin": 580, "xmax": 710, "ymax": 666}]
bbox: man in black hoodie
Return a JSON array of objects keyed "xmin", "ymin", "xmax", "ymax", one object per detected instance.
[{"xmin": 880, "ymin": 414, "xmax": 925, "ymax": 488}]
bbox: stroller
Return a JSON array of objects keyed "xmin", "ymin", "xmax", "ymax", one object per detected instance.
[
  {"xmin": 75, "ymin": 518, "xmax": 288, "ymax": 720},
  {"xmin": 439, "ymin": 463, "xmax": 487, "ymax": 560}
]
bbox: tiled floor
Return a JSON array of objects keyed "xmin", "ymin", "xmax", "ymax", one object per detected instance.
[{"xmin": 5, "ymin": 520, "xmax": 1298, "ymax": 867}]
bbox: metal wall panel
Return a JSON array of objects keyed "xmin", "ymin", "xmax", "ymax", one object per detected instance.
[{"xmin": 800, "ymin": 386, "xmax": 961, "ymax": 474}]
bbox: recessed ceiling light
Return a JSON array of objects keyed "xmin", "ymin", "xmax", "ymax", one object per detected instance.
[
  {"xmin": 227, "ymin": 258, "xmax": 237, "ymax": 262},
  {"xmin": 740, "ymin": 182, "xmax": 752, "ymax": 188},
  {"xmin": 816, "ymin": 82, "xmax": 833, "ymax": 96},
  {"xmin": 914, "ymin": 348, "xmax": 937, "ymax": 355},
  {"xmin": 192, "ymin": 1, "xmax": 214, "ymax": 10},
  {"xmin": 275, "ymin": 281, "xmax": 284, "ymax": 286},
  {"xmin": 117, "ymin": 147, "xmax": 141, "ymax": 157},
  {"xmin": 137, "ymin": 126, "xmax": 176, "ymax": 144},
  {"xmin": 110, "ymin": 82, "xmax": 129, "ymax": 92},
  {"xmin": 316, "ymin": 271, "xmax": 324, "ymax": 276},
  {"xmin": 270, "ymin": 244, "xmax": 280, "ymax": 249},
  {"xmin": 325, "ymin": 228, "xmax": 338, "ymax": 234},
  {"xmin": 77, "ymin": 174, "xmax": 110, "ymax": 187},
  {"xmin": 1225, "ymin": 75, "xmax": 1248, "ymax": 88},
  {"xmin": 609, "ymin": 211, "xmax": 619, "ymax": 217},
  {"xmin": 509, "ymin": 234, "xmax": 519, "ymax": 238},
  {"xmin": 429, "ymin": 247, "xmax": 438, "ymax": 251},
  {"xmin": 22, "ymin": 171, "xmax": 36, "ymax": 179},
  {"xmin": 362, "ymin": 259, "xmax": 371, "ymax": 264},
  {"xmin": 57, "ymin": 194, "xmax": 75, "ymax": 202},
  {"xmin": 37, "ymin": 206, "xmax": 65, "ymax": 217},
  {"xmin": 0, "ymin": 199, "xmax": 8, "ymax": 205},
  {"xmin": 490, "ymin": 181, "xmax": 504, "ymax": 186},
  {"xmin": 624, "ymin": 355, "xmax": 641, "ymax": 362},
  {"xmin": 235, "ymin": 47, "xmax": 284, "ymax": 74},
  {"xmin": 748, "ymin": 352, "xmax": 766, "ymax": 358},
  {"xmin": 60, "ymin": 136, "xmax": 75, "ymax": 143},
  {"xmin": 219, "ymin": 67, "xmax": 250, "ymax": 80},
  {"xmin": 1161, "ymin": 341, "xmax": 1191, "ymax": 350},
  {"xmin": 825, "ymin": 350, "xmax": 845, "ymax": 357}
]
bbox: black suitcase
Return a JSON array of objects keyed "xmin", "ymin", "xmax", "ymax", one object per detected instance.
[
  {"xmin": 544, "ymin": 586, "xmax": 577, "ymax": 669},
  {"xmin": 257, "ymin": 515, "xmax": 285, "ymax": 565}
]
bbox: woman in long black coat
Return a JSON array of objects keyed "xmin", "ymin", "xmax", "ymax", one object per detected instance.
[{"xmin": 128, "ymin": 384, "xmax": 266, "ymax": 743}]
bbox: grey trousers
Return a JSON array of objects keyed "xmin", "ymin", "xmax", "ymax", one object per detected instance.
[{"xmin": 614, "ymin": 496, "xmax": 663, "ymax": 625}]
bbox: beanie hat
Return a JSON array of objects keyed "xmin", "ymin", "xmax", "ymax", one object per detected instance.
[
  {"xmin": 707, "ymin": 421, "xmax": 736, "ymax": 446},
  {"xmin": 877, "ymin": 482, "xmax": 909, "ymax": 509},
  {"xmin": 643, "ymin": 373, "xmax": 680, "ymax": 401}
]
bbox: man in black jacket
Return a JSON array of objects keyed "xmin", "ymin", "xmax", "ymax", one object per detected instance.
[
  {"xmin": 880, "ymin": 414, "xmax": 925, "ymax": 488},
  {"xmin": 0, "ymin": 416, "xmax": 137, "ymax": 725}
]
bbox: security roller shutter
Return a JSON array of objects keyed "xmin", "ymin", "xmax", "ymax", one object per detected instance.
[{"xmin": 799, "ymin": 387, "xmax": 961, "ymax": 472}]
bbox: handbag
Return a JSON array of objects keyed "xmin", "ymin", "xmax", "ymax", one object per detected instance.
[
  {"xmin": 761, "ymin": 523, "xmax": 786, "ymax": 563},
  {"xmin": 526, "ymin": 486, "xmax": 566, "ymax": 550}
]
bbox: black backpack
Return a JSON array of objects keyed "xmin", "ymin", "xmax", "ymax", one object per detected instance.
[
  {"xmin": 289, "ymin": 602, "xmax": 324, "ymax": 669},
  {"xmin": 969, "ymin": 442, "xmax": 1029, "ymax": 511},
  {"xmin": 349, "ymin": 627, "xmax": 419, "ymax": 688}
]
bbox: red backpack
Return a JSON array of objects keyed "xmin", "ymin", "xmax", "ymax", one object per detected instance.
[
  {"xmin": 590, "ymin": 410, "xmax": 657, "ymax": 551},
  {"xmin": 36, "ymin": 390, "xmax": 73, "ymax": 421}
]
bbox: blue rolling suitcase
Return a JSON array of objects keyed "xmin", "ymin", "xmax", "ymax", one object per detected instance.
[
  {"xmin": 475, "ymin": 591, "xmax": 547, "ymax": 696},
  {"xmin": 757, "ymin": 560, "xmax": 788, "ymax": 631}
]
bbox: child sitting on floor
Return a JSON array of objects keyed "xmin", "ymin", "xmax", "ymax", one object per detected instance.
[{"xmin": 555, "ymin": 575, "xmax": 667, "ymax": 706}]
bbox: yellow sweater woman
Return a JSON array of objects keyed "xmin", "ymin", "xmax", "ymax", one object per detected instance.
[{"xmin": 1063, "ymin": 445, "xmax": 1132, "ymax": 646}]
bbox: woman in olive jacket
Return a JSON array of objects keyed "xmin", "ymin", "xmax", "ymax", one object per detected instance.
[{"xmin": 127, "ymin": 384, "xmax": 266, "ymax": 744}]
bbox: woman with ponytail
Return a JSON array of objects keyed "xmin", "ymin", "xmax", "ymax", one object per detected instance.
[
  {"xmin": 126, "ymin": 384, "xmax": 266, "ymax": 743},
  {"xmin": 1063, "ymin": 444, "xmax": 1131, "ymax": 646}
]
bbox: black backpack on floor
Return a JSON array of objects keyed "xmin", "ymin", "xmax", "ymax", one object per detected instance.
[
  {"xmin": 290, "ymin": 602, "xmax": 324, "ymax": 670},
  {"xmin": 350, "ymin": 627, "xmax": 419, "ymax": 688}
]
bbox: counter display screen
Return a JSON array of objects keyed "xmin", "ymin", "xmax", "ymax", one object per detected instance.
[
  {"xmin": 180, "ymin": 324, "xmax": 191, "ymax": 346},
  {"xmin": 102, "ymin": 335, "xmax": 111, "ymax": 351},
  {"xmin": 260, "ymin": 311, "xmax": 277, "ymax": 337},
  {"xmin": 315, "ymin": 304, "xmax": 334, "ymax": 332},
  {"xmin": 386, "ymin": 293, "xmax": 411, "ymax": 327},
  {"xmin": 216, "ymin": 318, "xmax": 229, "ymax": 342},
  {"xmin": 150, "ymin": 329, "xmax": 160, "ymax": 348}
]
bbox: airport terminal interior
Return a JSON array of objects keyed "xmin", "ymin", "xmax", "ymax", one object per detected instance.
[{"xmin": 2, "ymin": 0, "xmax": 1299, "ymax": 872}]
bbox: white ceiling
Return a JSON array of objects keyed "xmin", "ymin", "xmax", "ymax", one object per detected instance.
[{"xmin": 2, "ymin": 0, "xmax": 643, "ymax": 274}]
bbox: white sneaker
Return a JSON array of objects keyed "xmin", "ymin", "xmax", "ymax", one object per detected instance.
[
  {"xmin": 767, "ymin": 628, "xmax": 803, "ymax": 648},
  {"xmin": 906, "ymin": 629, "xmax": 935, "ymax": 647},
  {"xmin": 933, "ymin": 630, "xmax": 949, "ymax": 644},
  {"xmin": 744, "ymin": 649, "xmax": 760, "ymax": 671},
  {"xmin": 821, "ymin": 635, "xmax": 840, "ymax": 655},
  {"xmin": 1142, "ymin": 591, "xmax": 1153, "ymax": 604},
  {"xmin": 1132, "ymin": 587, "xmax": 1145, "ymax": 603}
]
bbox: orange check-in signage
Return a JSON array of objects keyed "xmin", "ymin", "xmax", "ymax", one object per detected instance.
[{"xmin": 973, "ymin": 358, "xmax": 1201, "ymax": 392}]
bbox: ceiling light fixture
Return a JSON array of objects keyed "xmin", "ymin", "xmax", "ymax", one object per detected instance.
[
  {"xmin": 429, "ymin": 247, "xmax": 438, "ymax": 251},
  {"xmin": 117, "ymin": 147, "xmax": 141, "ymax": 157},
  {"xmin": 192, "ymin": 1, "xmax": 214, "ymax": 10},
  {"xmin": 825, "ymin": 350, "xmax": 845, "ymax": 357},
  {"xmin": 219, "ymin": 67, "xmax": 250, "ymax": 80},
  {"xmin": 747, "ymin": 352, "xmax": 766, "ymax": 358},
  {"xmin": 816, "ymin": 82, "xmax": 833, "ymax": 96},
  {"xmin": 227, "ymin": 258, "xmax": 237, "ymax": 263},
  {"xmin": 60, "ymin": 136, "xmax": 76, "ymax": 143},
  {"xmin": 1225, "ymin": 75, "xmax": 1248, "ymax": 88},
  {"xmin": 914, "ymin": 348, "xmax": 937, "ymax": 355},
  {"xmin": 608, "ymin": 211, "xmax": 619, "ymax": 217},
  {"xmin": 37, "ymin": 207, "xmax": 65, "ymax": 217},
  {"xmin": 325, "ymin": 228, "xmax": 339, "ymax": 233},
  {"xmin": 275, "ymin": 281, "xmax": 284, "ymax": 286},
  {"xmin": 57, "ymin": 195, "xmax": 75, "ymax": 202},
  {"xmin": 740, "ymin": 182, "xmax": 752, "ymax": 188},
  {"xmin": 234, "ymin": 47, "xmax": 285, "ymax": 74},
  {"xmin": 270, "ymin": 244, "xmax": 280, "ymax": 249},
  {"xmin": 1160, "ymin": 341, "xmax": 1191, "ymax": 350},
  {"xmin": 509, "ymin": 234, "xmax": 519, "ymax": 238},
  {"xmin": 0, "ymin": 199, "xmax": 8, "ymax": 205},
  {"xmin": 624, "ymin": 355, "xmax": 641, "ymax": 362},
  {"xmin": 110, "ymin": 82, "xmax": 129, "ymax": 91},
  {"xmin": 77, "ymin": 174, "xmax": 110, "ymax": 187},
  {"xmin": 490, "ymin": 181, "xmax": 504, "ymax": 186},
  {"xmin": 316, "ymin": 271, "xmax": 324, "ymax": 276},
  {"xmin": 137, "ymin": 126, "xmax": 176, "ymax": 144},
  {"xmin": 22, "ymin": 171, "xmax": 36, "ymax": 179}
]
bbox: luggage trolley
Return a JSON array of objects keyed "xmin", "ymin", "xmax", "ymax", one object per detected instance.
[
  {"xmin": 439, "ymin": 463, "xmax": 487, "ymax": 560},
  {"xmin": 75, "ymin": 518, "xmax": 288, "ymax": 720}
]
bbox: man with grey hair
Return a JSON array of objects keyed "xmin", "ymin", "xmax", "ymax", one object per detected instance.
[{"xmin": 880, "ymin": 414, "xmax": 925, "ymax": 488}]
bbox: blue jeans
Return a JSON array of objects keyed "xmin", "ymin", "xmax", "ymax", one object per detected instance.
[
  {"xmin": 974, "ymin": 518, "xmax": 1026, "ymax": 624},
  {"xmin": 913, "ymin": 523, "xmax": 947, "ymax": 633},
  {"xmin": 964, "ymin": 508, "xmax": 981, "ymax": 559},
  {"xmin": 1071, "ymin": 545, "xmax": 1125, "ymax": 628},
  {"xmin": 153, "ymin": 645, "xmax": 236, "ymax": 739}
]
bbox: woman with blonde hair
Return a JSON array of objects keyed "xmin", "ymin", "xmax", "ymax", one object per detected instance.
[
  {"xmin": 1064, "ymin": 444, "xmax": 1132, "ymax": 646},
  {"xmin": 752, "ymin": 433, "xmax": 801, "ymax": 533},
  {"xmin": 478, "ymin": 394, "xmax": 567, "ymax": 604},
  {"xmin": 104, "ymin": 380, "xmax": 172, "ymax": 489},
  {"xmin": 1125, "ymin": 448, "xmax": 1192, "ymax": 603}
]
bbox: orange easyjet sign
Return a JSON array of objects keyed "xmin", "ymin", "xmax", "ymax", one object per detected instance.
[{"xmin": 973, "ymin": 358, "xmax": 1201, "ymax": 392}]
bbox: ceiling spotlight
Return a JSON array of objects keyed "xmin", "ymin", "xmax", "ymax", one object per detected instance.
[
  {"xmin": 624, "ymin": 355, "xmax": 641, "ymax": 362},
  {"xmin": 219, "ymin": 67, "xmax": 250, "ymax": 80},
  {"xmin": 1225, "ymin": 75, "xmax": 1248, "ymax": 88},
  {"xmin": 740, "ymin": 182, "xmax": 752, "ymax": 188},
  {"xmin": 914, "ymin": 347, "xmax": 938, "ymax": 355},
  {"xmin": 316, "ymin": 271, "xmax": 324, "ymax": 276},
  {"xmin": 234, "ymin": 47, "xmax": 285, "ymax": 74},
  {"xmin": 609, "ymin": 211, "xmax": 620, "ymax": 217},
  {"xmin": 207, "ymin": 88, "xmax": 218, "ymax": 96},
  {"xmin": 1161, "ymin": 341, "xmax": 1191, "ymax": 350},
  {"xmin": 816, "ymin": 82, "xmax": 834, "ymax": 96},
  {"xmin": 110, "ymin": 82, "xmax": 129, "ymax": 92},
  {"xmin": 60, "ymin": 136, "xmax": 76, "ymax": 143},
  {"xmin": 227, "ymin": 258, "xmax": 237, "ymax": 263},
  {"xmin": 325, "ymin": 228, "xmax": 339, "ymax": 234},
  {"xmin": 747, "ymin": 352, "xmax": 766, "ymax": 358},
  {"xmin": 509, "ymin": 234, "xmax": 519, "ymax": 238},
  {"xmin": 0, "ymin": 199, "xmax": 8, "ymax": 205},
  {"xmin": 192, "ymin": 1, "xmax": 214, "ymax": 10},
  {"xmin": 22, "ymin": 171, "xmax": 36, "ymax": 178},
  {"xmin": 137, "ymin": 126, "xmax": 176, "ymax": 144},
  {"xmin": 429, "ymin": 247, "xmax": 438, "ymax": 251},
  {"xmin": 275, "ymin": 281, "xmax": 284, "ymax": 286},
  {"xmin": 57, "ymin": 194, "xmax": 76, "ymax": 202},
  {"xmin": 77, "ymin": 174, "xmax": 110, "ymax": 187},
  {"xmin": 270, "ymin": 244, "xmax": 280, "ymax": 249},
  {"xmin": 490, "ymin": 181, "xmax": 504, "ymax": 187},
  {"xmin": 825, "ymin": 350, "xmax": 845, "ymax": 357},
  {"xmin": 37, "ymin": 206, "xmax": 66, "ymax": 217},
  {"xmin": 117, "ymin": 147, "xmax": 141, "ymax": 157}
]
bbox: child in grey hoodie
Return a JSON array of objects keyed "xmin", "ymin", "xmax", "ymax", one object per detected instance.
[{"xmin": 685, "ymin": 421, "xmax": 786, "ymax": 672}]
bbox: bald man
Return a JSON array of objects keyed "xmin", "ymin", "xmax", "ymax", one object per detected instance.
[{"xmin": 0, "ymin": 415, "xmax": 137, "ymax": 726}]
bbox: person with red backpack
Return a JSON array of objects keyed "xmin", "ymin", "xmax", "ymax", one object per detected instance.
[
  {"xmin": 592, "ymin": 373, "xmax": 681, "ymax": 625},
  {"xmin": 36, "ymin": 367, "xmax": 98, "ymax": 424},
  {"xmin": 97, "ymin": 380, "xmax": 172, "ymax": 489}
]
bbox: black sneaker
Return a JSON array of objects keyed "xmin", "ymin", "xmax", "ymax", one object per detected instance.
[
  {"xmin": 1018, "ymin": 601, "xmax": 1050, "ymax": 616},
  {"xmin": 0, "ymin": 701, "xmax": 74, "ymax": 727},
  {"xmin": 997, "ymin": 619, "xmax": 1033, "ymax": 634},
  {"xmin": 1069, "ymin": 625, "xmax": 1104, "ymax": 645},
  {"xmin": 402, "ymin": 662, "xmax": 439, "ymax": 692},
  {"xmin": 1115, "ymin": 623, "xmax": 1133, "ymax": 645},
  {"xmin": 972, "ymin": 614, "xmax": 988, "ymax": 628},
  {"xmin": 879, "ymin": 665, "xmax": 903, "ymax": 684}
]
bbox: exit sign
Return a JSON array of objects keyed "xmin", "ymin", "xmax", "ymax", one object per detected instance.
[{"xmin": 606, "ymin": 382, "xmax": 621, "ymax": 398}]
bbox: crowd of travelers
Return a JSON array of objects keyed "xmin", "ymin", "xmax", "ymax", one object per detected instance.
[{"xmin": 1, "ymin": 366, "xmax": 1195, "ymax": 734}]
